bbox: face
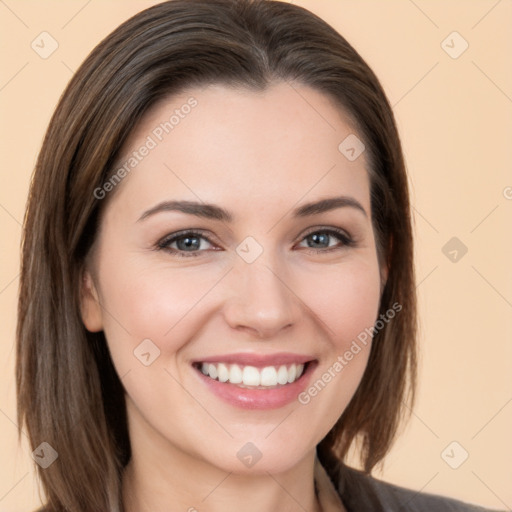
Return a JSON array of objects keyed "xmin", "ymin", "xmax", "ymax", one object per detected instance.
[{"xmin": 81, "ymin": 82, "xmax": 387, "ymax": 476}]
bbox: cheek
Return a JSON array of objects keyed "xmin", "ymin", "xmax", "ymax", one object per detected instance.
[
  {"xmin": 300, "ymin": 258, "xmax": 382, "ymax": 348},
  {"xmin": 288, "ymin": 260, "xmax": 381, "ymax": 438},
  {"xmin": 95, "ymin": 258, "xmax": 226, "ymax": 371}
]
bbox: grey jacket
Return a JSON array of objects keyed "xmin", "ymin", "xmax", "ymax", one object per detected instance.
[{"xmin": 336, "ymin": 464, "xmax": 505, "ymax": 511}]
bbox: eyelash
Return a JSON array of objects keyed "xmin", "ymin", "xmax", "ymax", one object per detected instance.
[{"xmin": 155, "ymin": 227, "xmax": 355, "ymax": 258}]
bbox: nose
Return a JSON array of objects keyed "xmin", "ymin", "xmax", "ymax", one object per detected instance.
[{"xmin": 222, "ymin": 253, "xmax": 303, "ymax": 339}]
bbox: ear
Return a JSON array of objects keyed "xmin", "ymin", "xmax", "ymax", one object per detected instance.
[{"xmin": 80, "ymin": 268, "xmax": 103, "ymax": 332}]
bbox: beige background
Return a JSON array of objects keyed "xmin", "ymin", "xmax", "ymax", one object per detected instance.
[{"xmin": 1, "ymin": 0, "xmax": 511, "ymax": 510}]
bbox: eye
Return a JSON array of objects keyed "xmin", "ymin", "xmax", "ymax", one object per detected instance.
[
  {"xmin": 156, "ymin": 230, "xmax": 218, "ymax": 258},
  {"xmin": 297, "ymin": 227, "xmax": 354, "ymax": 253},
  {"xmin": 155, "ymin": 227, "xmax": 355, "ymax": 258}
]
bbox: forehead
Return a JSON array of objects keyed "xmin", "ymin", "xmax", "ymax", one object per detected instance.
[{"xmin": 106, "ymin": 82, "xmax": 371, "ymax": 221}]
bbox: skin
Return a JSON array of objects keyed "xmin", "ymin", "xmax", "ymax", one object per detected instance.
[{"xmin": 81, "ymin": 82, "xmax": 387, "ymax": 512}]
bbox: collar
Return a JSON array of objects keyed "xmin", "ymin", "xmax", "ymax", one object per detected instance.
[{"xmin": 314, "ymin": 457, "xmax": 346, "ymax": 511}]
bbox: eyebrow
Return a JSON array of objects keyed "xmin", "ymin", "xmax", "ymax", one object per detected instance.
[{"xmin": 137, "ymin": 195, "xmax": 367, "ymax": 223}]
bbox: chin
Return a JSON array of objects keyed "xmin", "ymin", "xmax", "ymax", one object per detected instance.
[{"xmin": 195, "ymin": 435, "xmax": 315, "ymax": 476}]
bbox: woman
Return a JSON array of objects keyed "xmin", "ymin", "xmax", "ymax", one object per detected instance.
[{"xmin": 16, "ymin": 1, "xmax": 501, "ymax": 511}]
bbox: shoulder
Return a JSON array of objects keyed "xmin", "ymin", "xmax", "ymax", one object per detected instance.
[
  {"xmin": 338, "ymin": 465, "xmax": 504, "ymax": 512},
  {"xmin": 364, "ymin": 475, "xmax": 500, "ymax": 512}
]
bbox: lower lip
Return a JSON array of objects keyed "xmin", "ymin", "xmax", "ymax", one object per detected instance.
[{"xmin": 193, "ymin": 362, "xmax": 317, "ymax": 410}]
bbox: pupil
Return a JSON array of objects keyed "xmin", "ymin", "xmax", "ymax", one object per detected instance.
[
  {"xmin": 178, "ymin": 236, "xmax": 200, "ymax": 251},
  {"xmin": 309, "ymin": 233, "xmax": 328, "ymax": 248}
]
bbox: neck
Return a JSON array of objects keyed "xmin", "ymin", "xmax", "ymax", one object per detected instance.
[
  {"xmin": 121, "ymin": 404, "xmax": 323, "ymax": 512},
  {"xmin": 122, "ymin": 453, "xmax": 323, "ymax": 512}
]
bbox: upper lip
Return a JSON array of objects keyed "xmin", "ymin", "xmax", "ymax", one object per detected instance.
[{"xmin": 192, "ymin": 352, "xmax": 315, "ymax": 367}]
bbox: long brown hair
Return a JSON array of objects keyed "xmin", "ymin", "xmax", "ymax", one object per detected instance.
[{"xmin": 16, "ymin": 1, "xmax": 416, "ymax": 510}]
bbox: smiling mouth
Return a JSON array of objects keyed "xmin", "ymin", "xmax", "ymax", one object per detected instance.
[{"xmin": 192, "ymin": 361, "xmax": 311, "ymax": 389}]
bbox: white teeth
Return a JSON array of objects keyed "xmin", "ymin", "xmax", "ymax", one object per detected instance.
[
  {"xmin": 198, "ymin": 362, "xmax": 307, "ymax": 387},
  {"xmin": 260, "ymin": 366, "xmax": 277, "ymax": 386},
  {"xmin": 208, "ymin": 363, "xmax": 218, "ymax": 380},
  {"xmin": 217, "ymin": 363, "xmax": 229, "ymax": 383},
  {"xmin": 229, "ymin": 364, "xmax": 243, "ymax": 384},
  {"xmin": 277, "ymin": 365, "xmax": 289, "ymax": 385},
  {"xmin": 287, "ymin": 364, "xmax": 297, "ymax": 383},
  {"xmin": 242, "ymin": 366, "xmax": 260, "ymax": 386}
]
